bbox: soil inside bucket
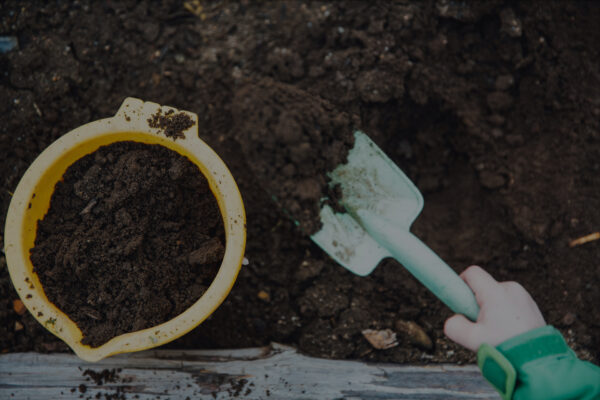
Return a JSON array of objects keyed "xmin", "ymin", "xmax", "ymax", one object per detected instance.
[{"xmin": 30, "ymin": 141, "xmax": 225, "ymax": 347}]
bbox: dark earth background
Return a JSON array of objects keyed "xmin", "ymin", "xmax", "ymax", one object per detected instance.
[{"xmin": 1, "ymin": 0, "xmax": 598, "ymax": 365}]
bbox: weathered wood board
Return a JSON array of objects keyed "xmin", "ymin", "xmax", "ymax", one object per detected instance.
[{"xmin": 0, "ymin": 343, "xmax": 499, "ymax": 399}]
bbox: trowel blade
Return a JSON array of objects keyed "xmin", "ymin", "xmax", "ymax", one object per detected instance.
[{"xmin": 311, "ymin": 131, "xmax": 423, "ymax": 276}]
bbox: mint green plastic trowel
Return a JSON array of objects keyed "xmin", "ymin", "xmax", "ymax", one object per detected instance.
[{"xmin": 311, "ymin": 131, "xmax": 480, "ymax": 321}]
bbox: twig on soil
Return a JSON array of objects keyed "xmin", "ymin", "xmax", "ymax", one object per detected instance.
[
  {"xmin": 81, "ymin": 307, "xmax": 103, "ymax": 321},
  {"xmin": 569, "ymin": 232, "xmax": 600, "ymax": 248},
  {"xmin": 184, "ymin": 0, "xmax": 206, "ymax": 20},
  {"xmin": 33, "ymin": 102, "xmax": 42, "ymax": 117},
  {"xmin": 79, "ymin": 198, "xmax": 98, "ymax": 215}
]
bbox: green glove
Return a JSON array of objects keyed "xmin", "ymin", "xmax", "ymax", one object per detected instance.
[{"xmin": 478, "ymin": 325, "xmax": 600, "ymax": 400}]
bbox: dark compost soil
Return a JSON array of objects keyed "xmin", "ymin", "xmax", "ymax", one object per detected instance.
[
  {"xmin": 1, "ymin": 1, "xmax": 599, "ymax": 364},
  {"xmin": 30, "ymin": 141, "xmax": 224, "ymax": 347}
]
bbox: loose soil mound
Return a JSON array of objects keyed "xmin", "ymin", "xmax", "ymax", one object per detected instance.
[
  {"xmin": 30, "ymin": 141, "xmax": 224, "ymax": 347},
  {"xmin": 1, "ymin": 1, "xmax": 598, "ymax": 364},
  {"xmin": 232, "ymin": 78, "xmax": 355, "ymax": 233}
]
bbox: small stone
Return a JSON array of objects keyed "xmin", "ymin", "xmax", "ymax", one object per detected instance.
[
  {"xmin": 395, "ymin": 320, "xmax": 433, "ymax": 350},
  {"xmin": 231, "ymin": 66, "xmax": 242, "ymax": 79},
  {"xmin": 13, "ymin": 299, "xmax": 26, "ymax": 315},
  {"xmin": 14, "ymin": 321, "xmax": 24, "ymax": 331},
  {"xmin": 174, "ymin": 53, "xmax": 185, "ymax": 64},
  {"xmin": 500, "ymin": 8, "xmax": 522, "ymax": 37},
  {"xmin": 561, "ymin": 312, "xmax": 576, "ymax": 326},
  {"xmin": 202, "ymin": 48, "xmax": 219, "ymax": 63},
  {"xmin": 257, "ymin": 290, "xmax": 270, "ymax": 302},
  {"xmin": 362, "ymin": 329, "xmax": 398, "ymax": 350}
]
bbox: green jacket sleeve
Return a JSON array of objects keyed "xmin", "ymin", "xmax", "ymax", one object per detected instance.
[{"xmin": 477, "ymin": 325, "xmax": 600, "ymax": 400}]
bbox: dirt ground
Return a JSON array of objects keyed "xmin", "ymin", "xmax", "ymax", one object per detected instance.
[{"xmin": 1, "ymin": 1, "xmax": 599, "ymax": 365}]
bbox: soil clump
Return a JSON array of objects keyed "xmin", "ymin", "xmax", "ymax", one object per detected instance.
[
  {"xmin": 147, "ymin": 109, "xmax": 194, "ymax": 140},
  {"xmin": 232, "ymin": 78, "xmax": 355, "ymax": 233}
]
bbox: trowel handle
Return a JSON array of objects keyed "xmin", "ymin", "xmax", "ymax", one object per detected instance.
[
  {"xmin": 359, "ymin": 213, "xmax": 480, "ymax": 320},
  {"xmin": 396, "ymin": 231, "xmax": 480, "ymax": 320},
  {"xmin": 387, "ymin": 231, "xmax": 479, "ymax": 321}
]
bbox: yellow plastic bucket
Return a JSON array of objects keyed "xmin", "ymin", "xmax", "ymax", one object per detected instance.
[{"xmin": 4, "ymin": 98, "xmax": 246, "ymax": 362}]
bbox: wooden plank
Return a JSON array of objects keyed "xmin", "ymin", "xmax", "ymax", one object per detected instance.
[{"xmin": 0, "ymin": 343, "xmax": 499, "ymax": 399}]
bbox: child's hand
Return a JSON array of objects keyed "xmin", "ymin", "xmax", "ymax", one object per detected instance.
[{"xmin": 444, "ymin": 265, "xmax": 546, "ymax": 351}]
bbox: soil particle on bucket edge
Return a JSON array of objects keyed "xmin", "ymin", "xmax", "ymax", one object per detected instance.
[
  {"xmin": 30, "ymin": 141, "xmax": 224, "ymax": 347},
  {"xmin": 232, "ymin": 78, "xmax": 356, "ymax": 234},
  {"xmin": 147, "ymin": 109, "xmax": 194, "ymax": 140}
]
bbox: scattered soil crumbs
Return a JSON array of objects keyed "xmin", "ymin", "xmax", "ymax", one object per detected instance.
[
  {"xmin": 79, "ymin": 368, "xmax": 128, "ymax": 400},
  {"xmin": 83, "ymin": 368, "xmax": 122, "ymax": 386},
  {"xmin": 228, "ymin": 378, "xmax": 248, "ymax": 397},
  {"xmin": 232, "ymin": 79, "xmax": 356, "ymax": 233},
  {"xmin": 30, "ymin": 141, "xmax": 224, "ymax": 347},
  {"xmin": 147, "ymin": 109, "xmax": 194, "ymax": 140}
]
